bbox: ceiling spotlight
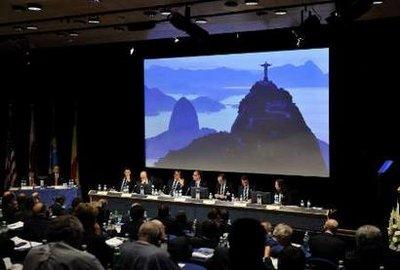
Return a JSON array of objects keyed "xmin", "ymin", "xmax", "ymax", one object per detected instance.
[
  {"xmin": 170, "ymin": 11, "xmax": 209, "ymax": 40},
  {"xmin": 143, "ymin": 10, "xmax": 158, "ymax": 18},
  {"xmin": 174, "ymin": 37, "xmax": 180, "ymax": 43},
  {"xmin": 224, "ymin": 0, "xmax": 238, "ymax": 7},
  {"xmin": 27, "ymin": 3, "xmax": 42, "ymax": 11},
  {"xmin": 129, "ymin": 47, "xmax": 135, "ymax": 55},
  {"xmin": 275, "ymin": 10, "xmax": 287, "ymax": 15},
  {"xmin": 88, "ymin": 16, "xmax": 100, "ymax": 24},
  {"xmin": 69, "ymin": 32, "xmax": 79, "ymax": 37},
  {"xmin": 245, "ymin": 0, "xmax": 259, "ymax": 6},
  {"xmin": 194, "ymin": 18, "xmax": 208, "ymax": 24},
  {"xmin": 160, "ymin": 8, "xmax": 172, "ymax": 16},
  {"xmin": 26, "ymin": 25, "xmax": 38, "ymax": 30},
  {"xmin": 372, "ymin": 1, "xmax": 383, "ymax": 5}
]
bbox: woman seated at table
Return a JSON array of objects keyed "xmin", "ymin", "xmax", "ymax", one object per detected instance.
[{"xmin": 48, "ymin": 166, "xmax": 64, "ymax": 186}]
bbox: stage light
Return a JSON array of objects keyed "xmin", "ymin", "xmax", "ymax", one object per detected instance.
[
  {"xmin": 169, "ymin": 11, "xmax": 209, "ymax": 40},
  {"xmin": 160, "ymin": 8, "xmax": 172, "ymax": 16},
  {"xmin": 88, "ymin": 16, "xmax": 100, "ymax": 24},
  {"xmin": 69, "ymin": 32, "xmax": 79, "ymax": 37},
  {"xmin": 26, "ymin": 25, "xmax": 38, "ymax": 30},
  {"xmin": 275, "ymin": 10, "xmax": 287, "ymax": 15},
  {"xmin": 373, "ymin": 1, "xmax": 383, "ymax": 5},
  {"xmin": 129, "ymin": 47, "xmax": 135, "ymax": 55},
  {"xmin": 195, "ymin": 18, "xmax": 208, "ymax": 24},
  {"xmin": 174, "ymin": 37, "xmax": 180, "ymax": 43},
  {"xmin": 27, "ymin": 3, "xmax": 42, "ymax": 11},
  {"xmin": 245, "ymin": 0, "xmax": 259, "ymax": 6}
]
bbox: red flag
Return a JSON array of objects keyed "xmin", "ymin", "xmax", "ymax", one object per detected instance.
[{"xmin": 4, "ymin": 104, "xmax": 17, "ymax": 189}]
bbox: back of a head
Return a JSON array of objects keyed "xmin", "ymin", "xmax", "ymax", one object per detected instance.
[
  {"xmin": 157, "ymin": 204, "xmax": 170, "ymax": 219},
  {"xmin": 130, "ymin": 203, "xmax": 145, "ymax": 221},
  {"xmin": 55, "ymin": 196, "xmax": 66, "ymax": 205},
  {"xmin": 138, "ymin": 221, "xmax": 163, "ymax": 246},
  {"xmin": 207, "ymin": 208, "xmax": 220, "ymax": 221},
  {"xmin": 220, "ymin": 209, "xmax": 230, "ymax": 221},
  {"xmin": 175, "ymin": 211, "xmax": 187, "ymax": 224},
  {"xmin": 17, "ymin": 193, "xmax": 28, "ymax": 209},
  {"xmin": 168, "ymin": 236, "xmax": 192, "ymax": 263},
  {"xmin": 200, "ymin": 220, "xmax": 219, "ymax": 240},
  {"xmin": 273, "ymin": 223, "xmax": 293, "ymax": 246},
  {"xmin": 261, "ymin": 220, "xmax": 273, "ymax": 234},
  {"xmin": 228, "ymin": 218, "xmax": 266, "ymax": 267},
  {"xmin": 47, "ymin": 215, "xmax": 83, "ymax": 248},
  {"xmin": 352, "ymin": 225, "xmax": 384, "ymax": 269},
  {"xmin": 71, "ymin": 197, "xmax": 83, "ymax": 212},
  {"xmin": 74, "ymin": 203, "xmax": 98, "ymax": 233},
  {"xmin": 32, "ymin": 203, "xmax": 46, "ymax": 215},
  {"xmin": 324, "ymin": 219, "xmax": 339, "ymax": 233}
]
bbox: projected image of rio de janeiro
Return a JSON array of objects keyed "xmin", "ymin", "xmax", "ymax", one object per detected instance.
[{"xmin": 144, "ymin": 48, "xmax": 329, "ymax": 177}]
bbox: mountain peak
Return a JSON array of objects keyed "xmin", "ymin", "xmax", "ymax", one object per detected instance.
[{"xmin": 168, "ymin": 97, "xmax": 200, "ymax": 133}]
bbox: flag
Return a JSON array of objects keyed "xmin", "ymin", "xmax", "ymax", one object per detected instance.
[
  {"xmin": 28, "ymin": 104, "xmax": 37, "ymax": 178},
  {"xmin": 70, "ymin": 107, "xmax": 79, "ymax": 185},
  {"xmin": 4, "ymin": 104, "xmax": 17, "ymax": 189},
  {"xmin": 48, "ymin": 105, "xmax": 58, "ymax": 174}
]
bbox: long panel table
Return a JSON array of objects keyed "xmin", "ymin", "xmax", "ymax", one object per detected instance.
[{"xmin": 89, "ymin": 190, "xmax": 331, "ymax": 232}]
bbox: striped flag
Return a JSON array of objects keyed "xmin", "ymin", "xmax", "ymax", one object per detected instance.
[
  {"xmin": 28, "ymin": 104, "xmax": 37, "ymax": 179},
  {"xmin": 4, "ymin": 104, "xmax": 17, "ymax": 190},
  {"xmin": 70, "ymin": 107, "xmax": 79, "ymax": 185},
  {"xmin": 48, "ymin": 106, "xmax": 58, "ymax": 174}
]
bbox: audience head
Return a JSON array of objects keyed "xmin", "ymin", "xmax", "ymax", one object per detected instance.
[
  {"xmin": 193, "ymin": 170, "xmax": 201, "ymax": 182},
  {"xmin": 173, "ymin": 170, "xmax": 181, "ymax": 180},
  {"xmin": 217, "ymin": 173, "xmax": 226, "ymax": 185},
  {"xmin": 16, "ymin": 193, "xmax": 28, "ymax": 210},
  {"xmin": 175, "ymin": 211, "xmax": 188, "ymax": 224},
  {"xmin": 274, "ymin": 179, "xmax": 285, "ymax": 193},
  {"xmin": 168, "ymin": 237, "xmax": 192, "ymax": 263},
  {"xmin": 200, "ymin": 220, "xmax": 220, "ymax": 241},
  {"xmin": 207, "ymin": 208, "xmax": 220, "ymax": 221},
  {"xmin": 273, "ymin": 223, "xmax": 293, "ymax": 246},
  {"xmin": 219, "ymin": 209, "xmax": 230, "ymax": 222},
  {"xmin": 261, "ymin": 220, "xmax": 273, "ymax": 235},
  {"xmin": 47, "ymin": 215, "xmax": 83, "ymax": 248},
  {"xmin": 157, "ymin": 204, "xmax": 170, "ymax": 219},
  {"xmin": 32, "ymin": 202, "xmax": 46, "ymax": 216},
  {"xmin": 151, "ymin": 219, "xmax": 167, "ymax": 243},
  {"xmin": 123, "ymin": 167, "xmax": 132, "ymax": 180},
  {"xmin": 74, "ymin": 203, "xmax": 98, "ymax": 234},
  {"xmin": 324, "ymin": 219, "xmax": 339, "ymax": 234},
  {"xmin": 138, "ymin": 221, "xmax": 164, "ymax": 246},
  {"xmin": 240, "ymin": 175, "xmax": 249, "ymax": 187},
  {"xmin": 228, "ymin": 218, "xmax": 266, "ymax": 267},
  {"xmin": 355, "ymin": 225, "xmax": 382, "ymax": 248},
  {"xmin": 32, "ymin": 192, "xmax": 40, "ymax": 203},
  {"xmin": 3, "ymin": 191, "xmax": 15, "ymax": 206},
  {"xmin": 55, "ymin": 196, "xmax": 66, "ymax": 206},
  {"xmin": 70, "ymin": 197, "xmax": 83, "ymax": 213},
  {"xmin": 130, "ymin": 203, "xmax": 145, "ymax": 221}
]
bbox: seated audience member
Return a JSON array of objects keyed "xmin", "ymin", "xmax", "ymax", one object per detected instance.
[
  {"xmin": 165, "ymin": 170, "xmax": 185, "ymax": 195},
  {"xmin": 309, "ymin": 219, "xmax": 346, "ymax": 262},
  {"xmin": 95, "ymin": 199, "xmax": 110, "ymax": 226},
  {"xmin": 154, "ymin": 204, "xmax": 174, "ymax": 235},
  {"xmin": 69, "ymin": 197, "xmax": 83, "ymax": 214},
  {"xmin": 168, "ymin": 236, "xmax": 193, "ymax": 265},
  {"xmin": 120, "ymin": 220, "xmax": 180, "ymax": 270},
  {"xmin": 214, "ymin": 174, "xmax": 233, "ymax": 200},
  {"xmin": 273, "ymin": 179, "xmax": 294, "ymax": 205},
  {"xmin": 121, "ymin": 203, "xmax": 146, "ymax": 240},
  {"xmin": 207, "ymin": 218, "xmax": 273, "ymax": 270},
  {"xmin": 32, "ymin": 192, "xmax": 41, "ymax": 204},
  {"xmin": 346, "ymin": 225, "xmax": 400, "ymax": 270},
  {"xmin": 15, "ymin": 193, "xmax": 32, "ymax": 221},
  {"xmin": 261, "ymin": 220, "xmax": 282, "ymax": 257},
  {"xmin": 186, "ymin": 170, "xmax": 207, "ymax": 196},
  {"xmin": 74, "ymin": 203, "xmax": 113, "ymax": 267},
  {"xmin": 51, "ymin": 196, "xmax": 66, "ymax": 216},
  {"xmin": 23, "ymin": 202, "xmax": 50, "ymax": 242},
  {"xmin": 237, "ymin": 175, "xmax": 253, "ymax": 201},
  {"xmin": 272, "ymin": 223, "xmax": 305, "ymax": 270},
  {"xmin": 191, "ymin": 220, "xmax": 220, "ymax": 249},
  {"xmin": 218, "ymin": 209, "xmax": 231, "ymax": 234},
  {"xmin": 2, "ymin": 191, "xmax": 18, "ymax": 223},
  {"xmin": 169, "ymin": 211, "xmax": 192, "ymax": 236},
  {"xmin": 23, "ymin": 215, "xmax": 104, "ymax": 270}
]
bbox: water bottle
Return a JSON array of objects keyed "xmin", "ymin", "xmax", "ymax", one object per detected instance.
[
  {"xmin": 303, "ymin": 231, "xmax": 310, "ymax": 252},
  {"xmin": 151, "ymin": 185, "xmax": 155, "ymax": 195},
  {"xmin": 307, "ymin": 200, "xmax": 311, "ymax": 208},
  {"xmin": 40, "ymin": 179, "xmax": 44, "ymax": 188},
  {"xmin": 140, "ymin": 185, "xmax": 145, "ymax": 195},
  {"xmin": 209, "ymin": 193, "xmax": 213, "ymax": 200},
  {"xmin": 239, "ymin": 195, "xmax": 243, "ymax": 202},
  {"xmin": 192, "ymin": 219, "xmax": 197, "ymax": 235},
  {"xmin": 42, "ymin": 239, "xmax": 48, "ymax": 245},
  {"xmin": 257, "ymin": 194, "xmax": 262, "ymax": 205},
  {"xmin": 274, "ymin": 194, "xmax": 279, "ymax": 204},
  {"xmin": 231, "ymin": 194, "xmax": 235, "ymax": 202},
  {"xmin": 300, "ymin": 200, "xmax": 305, "ymax": 207},
  {"xmin": 113, "ymin": 247, "xmax": 122, "ymax": 270},
  {"xmin": 338, "ymin": 260, "xmax": 345, "ymax": 270},
  {"xmin": 195, "ymin": 189, "xmax": 200, "ymax": 200},
  {"xmin": 103, "ymin": 184, "xmax": 107, "ymax": 191},
  {"xmin": 379, "ymin": 266, "xmax": 385, "ymax": 270},
  {"xmin": 279, "ymin": 193, "xmax": 283, "ymax": 204},
  {"xmin": 81, "ymin": 244, "xmax": 88, "ymax": 252}
]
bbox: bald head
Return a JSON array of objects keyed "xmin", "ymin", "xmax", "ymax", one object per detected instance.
[
  {"xmin": 324, "ymin": 219, "xmax": 339, "ymax": 234},
  {"xmin": 32, "ymin": 203, "xmax": 46, "ymax": 215},
  {"xmin": 138, "ymin": 221, "xmax": 162, "ymax": 246}
]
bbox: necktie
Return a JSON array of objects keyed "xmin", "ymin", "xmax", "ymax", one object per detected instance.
[
  {"xmin": 172, "ymin": 180, "xmax": 177, "ymax": 192},
  {"xmin": 244, "ymin": 187, "xmax": 248, "ymax": 200}
]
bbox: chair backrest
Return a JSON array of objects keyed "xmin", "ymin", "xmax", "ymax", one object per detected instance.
[
  {"xmin": 306, "ymin": 257, "xmax": 337, "ymax": 270},
  {"xmin": 182, "ymin": 262, "xmax": 207, "ymax": 270}
]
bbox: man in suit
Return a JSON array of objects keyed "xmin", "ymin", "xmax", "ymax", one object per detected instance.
[
  {"xmin": 185, "ymin": 170, "xmax": 207, "ymax": 196},
  {"xmin": 309, "ymin": 219, "xmax": 346, "ymax": 263},
  {"xmin": 134, "ymin": 170, "xmax": 153, "ymax": 194},
  {"xmin": 23, "ymin": 202, "xmax": 50, "ymax": 242},
  {"xmin": 49, "ymin": 166, "xmax": 64, "ymax": 186},
  {"xmin": 119, "ymin": 167, "xmax": 133, "ymax": 192},
  {"xmin": 214, "ymin": 173, "xmax": 233, "ymax": 200},
  {"xmin": 237, "ymin": 175, "xmax": 253, "ymax": 201},
  {"xmin": 164, "ymin": 170, "xmax": 185, "ymax": 196}
]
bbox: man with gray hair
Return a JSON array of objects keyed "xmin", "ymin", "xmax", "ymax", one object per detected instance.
[
  {"xmin": 23, "ymin": 215, "xmax": 104, "ymax": 270},
  {"xmin": 120, "ymin": 220, "xmax": 179, "ymax": 270}
]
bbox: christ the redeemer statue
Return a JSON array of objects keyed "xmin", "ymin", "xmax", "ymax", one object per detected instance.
[{"xmin": 261, "ymin": 61, "xmax": 272, "ymax": 82}]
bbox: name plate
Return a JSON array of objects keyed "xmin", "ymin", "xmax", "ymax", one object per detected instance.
[
  {"xmin": 121, "ymin": 193, "xmax": 132, "ymax": 198},
  {"xmin": 97, "ymin": 191, "xmax": 108, "ymax": 196},
  {"xmin": 174, "ymin": 197, "xmax": 186, "ymax": 202},
  {"xmin": 266, "ymin": 205, "xmax": 280, "ymax": 210},
  {"xmin": 202, "ymin": 200, "xmax": 216, "ymax": 205},
  {"xmin": 146, "ymin": 195, "xmax": 159, "ymax": 200},
  {"xmin": 233, "ymin": 202, "xmax": 247, "ymax": 207},
  {"xmin": 54, "ymin": 186, "xmax": 67, "ymax": 190},
  {"xmin": 20, "ymin": 186, "xmax": 34, "ymax": 190}
]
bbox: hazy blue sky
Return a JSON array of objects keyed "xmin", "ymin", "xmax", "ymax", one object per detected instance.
[{"xmin": 145, "ymin": 48, "xmax": 329, "ymax": 74}]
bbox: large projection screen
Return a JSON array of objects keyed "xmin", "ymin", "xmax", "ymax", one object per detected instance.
[{"xmin": 144, "ymin": 48, "xmax": 329, "ymax": 177}]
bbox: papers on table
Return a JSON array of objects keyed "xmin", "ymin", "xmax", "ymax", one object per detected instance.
[
  {"xmin": 11, "ymin": 237, "xmax": 42, "ymax": 251},
  {"xmin": 105, "ymin": 237, "xmax": 127, "ymax": 247},
  {"xmin": 121, "ymin": 193, "xmax": 132, "ymax": 198},
  {"xmin": 174, "ymin": 197, "xmax": 186, "ymax": 202},
  {"xmin": 146, "ymin": 195, "xmax": 158, "ymax": 200},
  {"xmin": 96, "ymin": 191, "xmax": 108, "ymax": 196},
  {"xmin": 7, "ymin": 221, "xmax": 24, "ymax": 230},
  {"xmin": 233, "ymin": 201, "xmax": 248, "ymax": 207},
  {"xmin": 178, "ymin": 263, "xmax": 186, "ymax": 269},
  {"xmin": 20, "ymin": 186, "xmax": 34, "ymax": 190},
  {"xmin": 192, "ymin": 248, "xmax": 214, "ymax": 260},
  {"xmin": 202, "ymin": 199, "xmax": 216, "ymax": 205},
  {"xmin": 266, "ymin": 205, "xmax": 280, "ymax": 210}
]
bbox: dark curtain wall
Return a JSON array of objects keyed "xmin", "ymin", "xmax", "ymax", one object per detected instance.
[{"xmin": 1, "ymin": 18, "xmax": 399, "ymax": 228}]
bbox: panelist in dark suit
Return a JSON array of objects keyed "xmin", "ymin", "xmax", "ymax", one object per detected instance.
[
  {"xmin": 214, "ymin": 173, "xmax": 233, "ymax": 200},
  {"xmin": 165, "ymin": 170, "xmax": 185, "ymax": 196},
  {"xmin": 274, "ymin": 179, "xmax": 293, "ymax": 205},
  {"xmin": 186, "ymin": 170, "xmax": 207, "ymax": 196},
  {"xmin": 119, "ymin": 167, "xmax": 133, "ymax": 192},
  {"xmin": 237, "ymin": 175, "xmax": 254, "ymax": 201},
  {"xmin": 309, "ymin": 219, "xmax": 346, "ymax": 262},
  {"xmin": 48, "ymin": 166, "xmax": 64, "ymax": 186},
  {"xmin": 134, "ymin": 170, "xmax": 153, "ymax": 194}
]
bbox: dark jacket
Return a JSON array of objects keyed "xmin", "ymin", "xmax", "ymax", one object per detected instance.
[
  {"xmin": 23, "ymin": 214, "xmax": 50, "ymax": 242},
  {"xmin": 309, "ymin": 232, "xmax": 346, "ymax": 262}
]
